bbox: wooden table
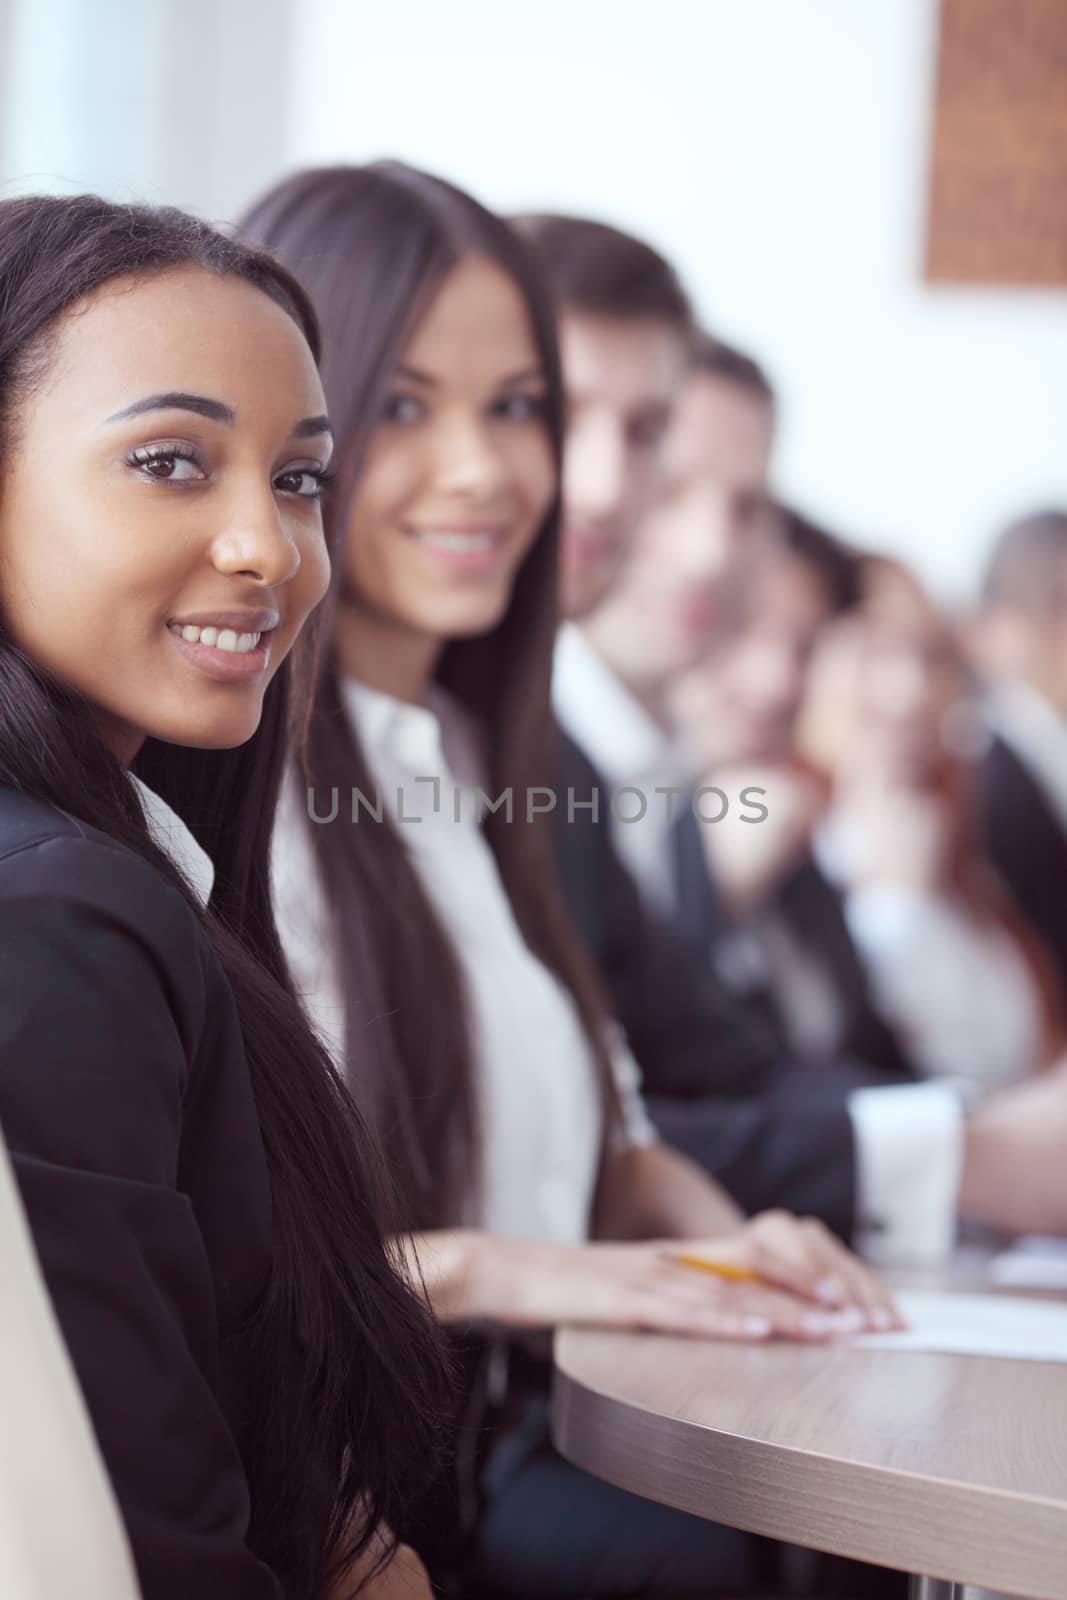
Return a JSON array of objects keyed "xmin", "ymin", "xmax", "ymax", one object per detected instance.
[{"xmin": 553, "ymin": 1309, "xmax": 1067, "ymax": 1599}]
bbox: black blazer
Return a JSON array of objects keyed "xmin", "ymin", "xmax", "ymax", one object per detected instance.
[
  {"xmin": 0, "ymin": 787, "xmax": 287, "ymax": 1599},
  {"xmin": 552, "ymin": 733, "xmax": 912, "ymax": 1240},
  {"xmin": 755, "ymin": 853, "xmax": 916, "ymax": 1084},
  {"xmin": 980, "ymin": 734, "xmax": 1067, "ymax": 1000}
]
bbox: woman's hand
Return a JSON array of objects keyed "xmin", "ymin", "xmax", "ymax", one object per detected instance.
[
  {"xmin": 700, "ymin": 763, "xmax": 824, "ymax": 911},
  {"xmin": 491, "ymin": 1230, "xmax": 898, "ymax": 1344},
  {"xmin": 833, "ymin": 783, "xmax": 950, "ymax": 892},
  {"xmin": 665, "ymin": 1210, "xmax": 905, "ymax": 1330}
]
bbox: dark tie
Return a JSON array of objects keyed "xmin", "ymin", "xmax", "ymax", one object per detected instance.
[{"xmin": 669, "ymin": 801, "xmax": 725, "ymax": 957}]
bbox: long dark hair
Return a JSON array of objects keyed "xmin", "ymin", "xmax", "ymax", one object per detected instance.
[
  {"xmin": 0, "ymin": 194, "xmax": 450, "ymax": 1594},
  {"xmin": 239, "ymin": 163, "xmax": 618, "ymax": 1230}
]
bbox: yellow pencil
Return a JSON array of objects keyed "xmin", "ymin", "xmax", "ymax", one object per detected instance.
[{"xmin": 669, "ymin": 1252, "xmax": 760, "ymax": 1284}]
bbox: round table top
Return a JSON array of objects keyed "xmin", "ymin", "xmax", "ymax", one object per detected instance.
[{"xmin": 553, "ymin": 1323, "xmax": 1067, "ymax": 1598}]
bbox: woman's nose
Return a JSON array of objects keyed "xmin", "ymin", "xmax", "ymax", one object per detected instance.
[{"xmin": 210, "ymin": 492, "xmax": 302, "ymax": 586}]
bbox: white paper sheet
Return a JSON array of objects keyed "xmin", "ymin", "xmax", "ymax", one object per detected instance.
[{"xmin": 856, "ymin": 1289, "xmax": 1067, "ymax": 1362}]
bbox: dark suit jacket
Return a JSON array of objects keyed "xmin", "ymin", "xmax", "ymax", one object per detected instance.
[
  {"xmin": 759, "ymin": 854, "xmax": 916, "ymax": 1083},
  {"xmin": 552, "ymin": 733, "xmax": 912, "ymax": 1241},
  {"xmin": 980, "ymin": 734, "xmax": 1067, "ymax": 1000},
  {"xmin": 0, "ymin": 787, "xmax": 287, "ymax": 1599}
]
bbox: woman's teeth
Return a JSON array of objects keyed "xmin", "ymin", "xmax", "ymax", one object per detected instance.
[
  {"xmin": 170, "ymin": 623, "xmax": 262, "ymax": 654},
  {"xmin": 412, "ymin": 530, "xmax": 496, "ymax": 553}
]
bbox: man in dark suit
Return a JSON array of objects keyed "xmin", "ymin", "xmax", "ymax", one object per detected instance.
[
  {"xmin": 977, "ymin": 509, "xmax": 1067, "ymax": 998},
  {"xmin": 516, "ymin": 215, "xmax": 1067, "ymax": 1256}
]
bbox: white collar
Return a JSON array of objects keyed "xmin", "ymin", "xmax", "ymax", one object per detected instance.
[
  {"xmin": 340, "ymin": 677, "xmax": 484, "ymax": 788},
  {"xmin": 985, "ymin": 678, "xmax": 1067, "ymax": 834},
  {"xmin": 552, "ymin": 623, "xmax": 685, "ymax": 788},
  {"xmin": 130, "ymin": 775, "xmax": 215, "ymax": 908}
]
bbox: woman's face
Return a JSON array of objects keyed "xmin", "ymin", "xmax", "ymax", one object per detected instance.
[
  {"xmin": 339, "ymin": 254, "xmax": 555, "ymax": 688},
  {"xmin": 673, "ymin": 550, "xmax": 833, "ymax": 770},
  {"xmin": 0, "ymin": 266, "xmax": 332, "ymax": 762},
  {"xmin": 855, "ymin": 570, "xmax": 967, "ymax": 781}
]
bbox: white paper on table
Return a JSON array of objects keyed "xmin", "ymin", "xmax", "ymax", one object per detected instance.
[
  {"xmin": 856, "ymin": 1290, "xmax": 1067, "ymax": 1361},
  {"xmin": 987, "ymin": 1237, "xmax": 1067, "ymax": 1291}
]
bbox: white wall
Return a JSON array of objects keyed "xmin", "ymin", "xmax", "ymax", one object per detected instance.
[
  {"xmin": 0, "ymin": 0, "xmax": 293, "ymax": 222},
  {"xmin": 284, "ymin": 0, "xmax": 1067, "ymax": 599},
  {"xmin": 1, "ymin": 0, "xmax": 1061, "ymax": 596}
]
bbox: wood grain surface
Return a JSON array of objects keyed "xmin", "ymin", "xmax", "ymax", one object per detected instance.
[
  {"xmin": 925, "ymin": 0, "xmax": 1067, "ymax": 285},
  {"xmin": 553, "ymin": 1325, "xmax": 1067, "ymax": 1597}
]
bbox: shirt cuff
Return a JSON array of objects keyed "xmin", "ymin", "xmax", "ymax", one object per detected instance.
[{"xmin": 848, "ymin": 1081, "xmax": 964, "ymax": 1266}]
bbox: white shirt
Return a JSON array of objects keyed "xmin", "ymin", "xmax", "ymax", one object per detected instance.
[
  {"xmin": 272, "ymin": 678, "xmax": 653, "ymax": 1245},
  {"xmin": 132, "ymin": 775, "xmax": 215, "ymax": 908},
  {"xmin": 0, "ymin": 1130, "xmax": 142, "ymax": 1600},
  {"xmin": 553, "ymin": 623, "xmax": 691, "ymax": 918},
  {"xmin": 553, "ymin": 625, "xmax": 965, "ymax": 1267}
]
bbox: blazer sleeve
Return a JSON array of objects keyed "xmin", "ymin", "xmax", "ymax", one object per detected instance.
[
  {"xmin": 0, "ymin": 835, "xmax": 284, "ymax": 1600},
  {"xmin": 646, "ymin": 1088, "xmax": 859, "ymax": 1241},
  {"xmin": 553, "ymin": 731, "xmax": 861, "ymax": 1239}
]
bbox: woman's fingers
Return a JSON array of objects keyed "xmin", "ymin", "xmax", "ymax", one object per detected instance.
[
  {"xmin": 662, "ymin": 1216, "xmax": 904, "ymax": 1333},
  {"xmin": 627, "ymin": 1275, "xmax": 865, "ymax": 1343},
  {"xmin": 743, "ymin": 1214, "xmax": 904, "ymax": 1330},
  {"xmin": 797, "ymin": 1220, "xmax": 905, "ymax": 1329}
]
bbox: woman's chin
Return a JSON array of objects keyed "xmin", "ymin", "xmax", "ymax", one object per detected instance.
[
  {"xmin": 147, "ymin": 706, "xmax": 264, "ymax": 752},
  {"xmin": 434, "ymin": 592, "xmax": 515, "ymax": 640}
]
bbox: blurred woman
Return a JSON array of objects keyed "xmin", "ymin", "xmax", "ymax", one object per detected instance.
[
  {"xmin": 670, "ymin": 508, "xmax": 914, "ymax": 1078},
  {"xmin": 799, "ymin": 556, "xmax": 1061, "ymax": 1090},
  {"xmin": 243, "ymin": 163, "xmax": 899, "ymax": 1599},
  {"xmin": 0, "ymin": 195, "xmax": 449, "ymax": 1600}
]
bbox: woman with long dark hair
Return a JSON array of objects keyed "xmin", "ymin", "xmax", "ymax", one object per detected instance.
[
  {"xmin": 246, "ymin": 163, "xmax": 898, "ymax": 1597},
  {"xmin": 0, "ymin": 194, "xmax": 449, "ymax": 1600},
  {"xmin": 798, "ymin": 555, "xmax": 1061, "ymax": 1092}
]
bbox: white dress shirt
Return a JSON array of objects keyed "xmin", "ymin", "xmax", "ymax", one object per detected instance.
[
  {"xmin": 553, "ymin": 623, "xmax": 691, "ymax": 919},
  {"xmin": 0, "ymin": 1130, "xmax": 142, "ymax": 1600},
  {"xmin": 553, "ymin": 624, "xmax": 965, "ymax": 1267},
  {"xmin": 132, "ymin": 775, "xmax": 215, "ymax": 907},
  {"xmin": 272, "ymin": 677, "xmax": 653, "ymax": 1245}
]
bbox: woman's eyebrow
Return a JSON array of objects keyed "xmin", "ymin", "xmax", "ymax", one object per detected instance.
[
  {"xmin": 498, "ymin": 367, "xmax": 546, "ymax": 387},
  {"xmin": 104, "ymin": 393, "xmax": 331, "ymax": 443},
  {"xmin": 105, "ymin": 391, "xmax": 235, "ymax": 424},
  {"xmin": 293, "ymin": 413, "xmax": 332, "ymax": 439},
  {"xmin": 395, "ymin": 364, "xmax": 437, "ymax": 388}
]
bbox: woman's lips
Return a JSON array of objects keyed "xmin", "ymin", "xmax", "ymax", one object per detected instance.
[
  {"xmin": 405, "ymin": 523, "xmax": 513, "ymax": 574},
  {"xmin": 167, "ymin": 623, "xmax": 274, "ymax": 683}
]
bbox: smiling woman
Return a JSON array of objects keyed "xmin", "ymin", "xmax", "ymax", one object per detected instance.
[
  {"xmin": 243, "ymin": 164, "xmax": 900, "ymax": 1600},
  {"xmin": 0, "ymin": 195, "xmax": 449, "ymax": 1600}
]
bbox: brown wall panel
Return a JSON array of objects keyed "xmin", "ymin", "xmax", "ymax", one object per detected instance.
[{"xmin": 925, "ymin": 0, "xmax": 1067, "ymax": 285}]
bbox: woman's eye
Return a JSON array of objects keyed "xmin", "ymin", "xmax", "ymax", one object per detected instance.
[
  {"xmin": 382, "ymin": 393, "xmax": 424, "ymax": 425},
  {"xmin": 275, "ymin": 465, "xmax": 334, "ymax": 499},
  {"xmin": 493, "ymin": 393, "xmax": 547, "ymax": 423},
  {"xmin": 130, "ymin": 446, "xmax": 205, "ymax": 482}
]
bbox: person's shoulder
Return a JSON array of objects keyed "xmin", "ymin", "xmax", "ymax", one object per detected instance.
[{"xmin": 0, "ymin": 785, "xmax": 205, "ymax": 976}]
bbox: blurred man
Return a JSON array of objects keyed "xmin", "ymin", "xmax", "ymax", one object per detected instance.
[
  {"xmin": 581, "ymin": 332, "xmax": 775, "ymax": 725},
  {"xmin": 519, "ymin": 212, "xmax": 1067, "ymax": 1254},
  {"xmin": 977, "ymin": 508, "xmax": 1067, "ymax": 995}
]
